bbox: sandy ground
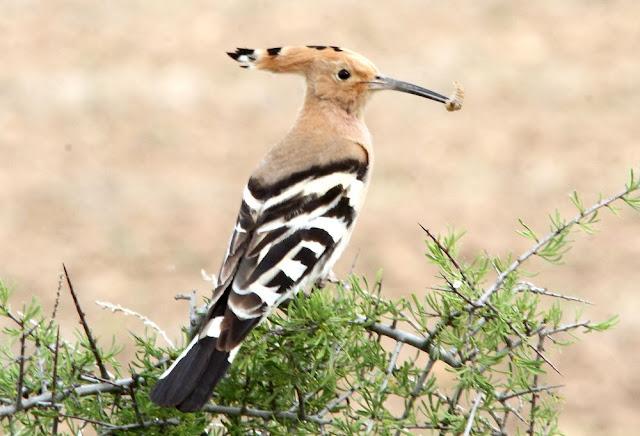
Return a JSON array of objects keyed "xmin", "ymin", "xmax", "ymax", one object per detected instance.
[{"xmin": 1, "ymin": 1, "xmax": 639, "ymax": 433}]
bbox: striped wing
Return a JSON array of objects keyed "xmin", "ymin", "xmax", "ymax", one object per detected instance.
[
  {"xmin": 206, "ymin": 159, "xmax": 368, "ymax": 351},
  {"xmin": 150, "ymin": 159, "xmax": 368, "ymax": 411}
]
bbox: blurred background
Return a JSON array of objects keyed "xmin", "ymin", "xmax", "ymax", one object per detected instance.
[{"xmin": 1, "ymin": 1, "xmax": 639, "ymax": 433}]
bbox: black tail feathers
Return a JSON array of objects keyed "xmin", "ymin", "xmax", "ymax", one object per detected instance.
[{"xmin": 150, "ymin": 336, "xmax": 232, "ymax": 412}]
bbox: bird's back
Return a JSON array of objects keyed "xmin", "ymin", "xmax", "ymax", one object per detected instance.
[{"xmin": 151, "ymin": 132, "xmax": 371, "ymax": 411}]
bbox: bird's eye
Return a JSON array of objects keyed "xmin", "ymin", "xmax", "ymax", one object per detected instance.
[{"xmin": 337, "ymin": 69, "xmax": 351, "ymax": 80}]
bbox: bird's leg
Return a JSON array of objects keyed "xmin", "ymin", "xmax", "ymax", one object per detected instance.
[
  {"xmin": 277, "ymin": 298, "xmax": 292, "ymax": 315},
  {"xmin": 314, "ymin": 270, "xmax": 340, "ymax": 289},
  {"xmin": 278, "ymin": 271, "xmax": 341, "ymax": 316},
  {"xmin": 327, "ymin": 270, "xmax": 340, "ymax": 283}
]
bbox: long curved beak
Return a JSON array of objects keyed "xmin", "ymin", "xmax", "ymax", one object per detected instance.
[{"xmin": 368, "ymin": 75, "xmax": 449, "ymax": 104}]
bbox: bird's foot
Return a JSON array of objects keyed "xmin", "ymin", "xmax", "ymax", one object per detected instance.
[{"xmin": 314, "ymin": 270, "xmax": 341, "ymax": 289}]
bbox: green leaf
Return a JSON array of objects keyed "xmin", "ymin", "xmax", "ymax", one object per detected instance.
[
  {"xmin": 586, "ymin": 315, "xmax": 619, "ymax": 332},
  {"xmin": 569, "ymin": 190, "xmax": 585, "ymax": 214},
  {"xmin": 517, "ymin": 219, "xmax": 539, "ymax": 242}
]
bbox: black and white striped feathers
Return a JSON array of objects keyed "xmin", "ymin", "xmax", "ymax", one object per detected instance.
[{"xmin": 150, "ymin": 158, "xmax": 369, "ymax": 411}]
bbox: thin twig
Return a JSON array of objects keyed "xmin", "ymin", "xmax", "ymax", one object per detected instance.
[
  {"xmin": 316, "ymin": 362, "xmax": 379, "ymax": 419},
  {"xmin": 440, "ymin": 385, "xmax": 464, "ymax": 436},
  {"xmin": 63, "ymin": 264, "xmax": 110, "ymax": 380},
  {"xmin": 51, "ymin": 272, "xmax": 63, "ymax": 321},
  {"xmin": 98, "ymin": 418, "xmax": 181, "ymax": 435},
  {"xmin": 488, "ymin": 408, "xmax": 505, "ymax": 434},
  {"xmin": 507, "ymin": 403, "xmax": 528, "ymax": 424},
  {"xmin": 394, "ymin": 358, "xmax": 436, "ymax": 436},
  {"xmin": 175, "ymin": 291, "xmax": 199, "ymax": 333},
  {"xmin": 95, "ymin": 300, "xmax": 174, "ymax": 349},
  {"xmin": 51, "ymin": 327, "xmax": 60, "ymax": 435},
  {"xmin": 485, "ymin": 301, "xmax": 562, "ymax": 376},
  {"xmin": 359, "ymin": 318, "xmax": 461, "ymax": 368},
  {"xmin": 365, "ymin": 341, "xmax": 404, "ymax": 434},
  {"xmin": 463, "ymin": 393, "xmax": 484, "ymax": 436},
  {"xmin": 80, "ymin": 374, "xmax": 121, "ymax": 388},
  {"xmin": 542, "ymin": 320, "xmax": 592, "ymax": 336},
  {"xmin": 295, "ymin": 385, "xmax": 306, "ymax": 420},
  {"xmin": 349, "ymin": 250, "xmax": 361, "ymax": 275},
  {"xmin": 0, "ymin": 376, "xmax": 134, "ymax": 417},
  {"xmin": 420, "ymin": 224, "xmax": 474, "ymax": 291},
  {"xmin": 58, "ymin": 413, "xmax": 115, "ymax": 429},
  {"xmin": 317, "ymin": 384, "xmax": 358, "ymax": 417},
  {"xmin": 501, "ymin": 410, "xmax": 510, "ymax": 434},
  {"xmin": 401, "ymin": 423, "xmax": 443, "ymax": 430},
  {"xmin": 35, "ymin": 338, "xmax": 47, "ymax": 395},
  {"xmin": 15, "ymin": 321, "xmax": 28, "ymax": 412},
  {"xmin": 128, "ymin": 382, "xmax": 145, "ymax": 427},
  {"xmin": 498, "ymin": 384, "xmax": 563, "ymax": 402},
  {"xmin": 515, "ymin": 282, "xmax": 592, "ymax": 305},
  {"xmin": 201, "ymin": 404, "xmax": 331, "ymax": 425},
  {"xmin": 528, "ymin": 336, "xmax": 545, "ymax": 436},
  {"xmin": 288, "ymin": 385, "xmax": 321, "ymax": 414},
  {"xmin": 477, "ymin": 186, "xmax": 635, "ymax": 306},
  {"xmin": 440, "ymin": 274, "xmax": 477, "ymax": 307},
  {"xmin": 380, "ymin": 341, "xmax": 403, "ymax": 395}
]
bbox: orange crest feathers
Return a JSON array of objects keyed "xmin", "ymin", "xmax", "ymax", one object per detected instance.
[{"xmin": 227, "ymin": 45, "xmax": 347, "ymax": 74}]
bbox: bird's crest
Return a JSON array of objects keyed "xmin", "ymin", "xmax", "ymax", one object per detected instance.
[{"xmin": 226, "ymin": 45, "xmax": 376, "ymax": 76}]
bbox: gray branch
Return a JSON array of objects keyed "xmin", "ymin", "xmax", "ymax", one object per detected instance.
[
  {"xmin": 201, "ymin": 404, "xmax": 331, "ymax": 425},
  {"xmin": 360, "ymin": 318, "xmax": 462, "ymax": 368},
  {"xmin": 0, "ymin": 376, "xmax": 134, "ymax": 417},
  {"xmin": 515, "ymin": 282, "xmax": 592, "ymax": 305},
  {"xmin": 0, "ymin": 373, "xmax": 332, "ymax": 427},
  {"xmin": 463, "ymin": 393, "xmax": 484, "ymax": 436},
  {"xmin": 99, "ymin": 418, "xmax": 181, "ymax": 435},
  {"xmin": 497, "ymin": 384, "xmax": 563, "ymax": 402},
  {"xmin": 477, "ymin": 186, "xmax": 636, "ymax": 306}
]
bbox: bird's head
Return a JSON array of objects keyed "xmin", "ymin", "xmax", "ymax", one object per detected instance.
[{"xmin": 227, "ymin": 46, "xmax": 462, "ymax": 117}]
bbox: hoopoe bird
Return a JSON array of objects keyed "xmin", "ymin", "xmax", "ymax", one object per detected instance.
[{"xmin": 150, "ymin": 45, "xmax": 463, "ymax": 411}]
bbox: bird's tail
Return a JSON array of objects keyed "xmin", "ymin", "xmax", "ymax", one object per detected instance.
[{"xmin": 149, "ymin": 317, "xmax": 242, "ymax": 412}]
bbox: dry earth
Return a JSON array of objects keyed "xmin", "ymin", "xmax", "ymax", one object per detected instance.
[{"xmin": 1, "ymin": 1, "xmax": 639, "ymax": 433}]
